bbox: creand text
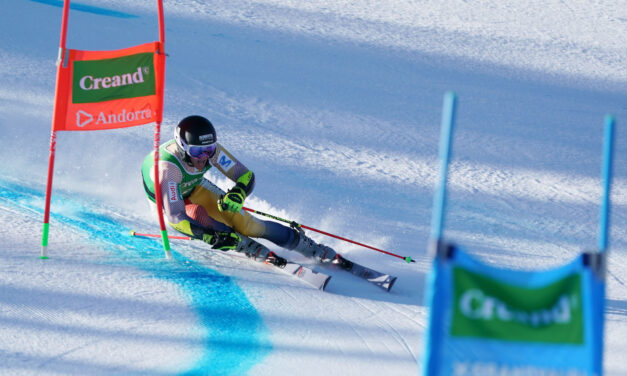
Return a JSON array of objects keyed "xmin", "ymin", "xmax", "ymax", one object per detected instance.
[
  {"xmin": 459, "ymin": 288, "xmax": 573, "ymax": 327},
  {"xmin": 79, "ymin": 67, "xmax": 146, "ymax": 91}
]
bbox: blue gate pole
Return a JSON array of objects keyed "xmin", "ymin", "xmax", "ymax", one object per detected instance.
[
  {"xmin": 598, "ymin": 115, "xmax": 616, "ymax": 253},
  {"xmin": 430, "ymin": 91, "xmax": 458, "ymax": 245},
  {"xmin": 423, "ymin": 91, "xmax": 458, "ymax": 376}
]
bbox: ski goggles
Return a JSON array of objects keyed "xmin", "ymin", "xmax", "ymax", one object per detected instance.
[{"xmin": 186, "ymin": 143, "xmax": 217, "ymax": 158}]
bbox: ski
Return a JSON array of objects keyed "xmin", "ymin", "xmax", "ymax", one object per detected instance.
[
  {"xmin": 278, "ymin": 261, "xmax": 331, "ymax": 291},
  {"xmin": 239, "ymin": 236, "xmax": 331, "ymax": 291},
  {"xmin": 333, "ymin": 255, "xmax": 397, "ymax": 292}
]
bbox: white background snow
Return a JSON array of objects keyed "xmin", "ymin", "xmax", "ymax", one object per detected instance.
[{"xmin": 1, "ymin": 0, "xmax": 626, "ymax": 375}]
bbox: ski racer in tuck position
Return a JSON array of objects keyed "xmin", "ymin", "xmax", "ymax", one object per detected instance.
[{"xmin": 141, "ymin": 115, "xmax": 344, "ymax": 268}]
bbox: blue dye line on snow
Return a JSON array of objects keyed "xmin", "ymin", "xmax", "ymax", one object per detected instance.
[
  {"xmin": 0, "ymin": 180, "xmax": 270, "ymax": 375},
  {"xmin": 30, "ymin": 0, "xmax": 139, "ymax": 19}
]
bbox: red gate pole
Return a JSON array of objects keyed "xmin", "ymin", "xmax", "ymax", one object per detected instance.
[
  {"xmin": 41, "ymin": 0, "xmax": 71, "ymax": 259},
  {"xmin": 153, "ymin": 0, "xmax": 171, "ymax": 258}
]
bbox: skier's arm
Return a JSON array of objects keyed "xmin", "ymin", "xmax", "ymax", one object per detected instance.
[
  {"xmin": 210, "ymin": 144, "xmax": 256, "ymax": 194},
  {"xmin": 156, "ymin": 169, "xmax": 239, "ymax": 250},
  {"xmin": 155, "ymin": 161, "xmax": 205, "ymax": 237},
  {"xmin": 166, "ymin": 212, "xmax": 240, "ymax": 251},
  {"xmin": 210, "ymin": 144, "xmax": 255, "ymax": 212}
]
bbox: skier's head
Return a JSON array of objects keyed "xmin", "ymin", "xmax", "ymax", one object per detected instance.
[{"xmin": 174, "ymin": 115, "xmax": 217, "ymax": 167}]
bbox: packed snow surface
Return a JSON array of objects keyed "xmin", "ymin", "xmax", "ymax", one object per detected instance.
[{"xmin": 1, "ymin": 0, "xmax": 626, "ymax": 375}]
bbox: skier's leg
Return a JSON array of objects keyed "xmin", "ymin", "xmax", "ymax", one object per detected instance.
[
  {"xmin": 188, "ymin": 182, "xmax": 298, "ymax": 248},
  {"xmin": 288, "ymin": 227, "xmax": 337, "ymax": 262},
  {"xmin": 184, "ymin": 202, "xmax": 231, "ymax": 232},
  {"xmin": 189, "ymin": 179, "xmax": 336, "ymax": 263}
]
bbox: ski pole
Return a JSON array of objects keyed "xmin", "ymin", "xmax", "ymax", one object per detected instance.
[
  {"xmin": 243, "ymin": 207, "xmax": 415, "ymax": 263},
  {"xmin": 130, "ymin": 230, "xmax": 191, "ymax": 241}
]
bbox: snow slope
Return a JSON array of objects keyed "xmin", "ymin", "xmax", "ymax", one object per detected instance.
[{"xmin": 1, "ymin": 0, "xmax": 626, "ymax": 375}]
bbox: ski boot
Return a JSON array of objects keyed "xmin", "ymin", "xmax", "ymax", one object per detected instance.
[
  {"xmin": 290, "ymin": 227, "xmax": 337, "ymax": 263},
  {"xmin": 265, "ymin": 251, "xmax": 287, "ymax": 268},
  {"xmin": 236, "ymin": 235, "xmax": 271, "ymax": 262},
  {"xmin": 331, "ymin": 254, "xmax": 353, "ymax": 271}
]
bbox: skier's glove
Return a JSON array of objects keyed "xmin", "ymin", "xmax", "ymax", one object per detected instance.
[
  {"xmin": 218, "ymin": 184, "xmax": 246, "ymax": 213},
  {"xmin": 202, "ymin": 231, "xmax": 241, "ymax": 251}
]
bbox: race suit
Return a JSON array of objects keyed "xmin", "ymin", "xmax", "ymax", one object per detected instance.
[{"xmin": 141, "ymin": 139, "xmax": 298, "ymax": 248}]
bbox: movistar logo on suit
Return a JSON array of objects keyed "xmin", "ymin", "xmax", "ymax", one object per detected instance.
[
  {"xmin": 72, "ymin": 52, "xmax": 155, "ymax": 103},
  {"xmin": 217, "ymin": 150, "xmax": 235, "ymax": 172},
  {"xmin": 451, "ymin": 267, "xmax": 583, "ymax": 344}
]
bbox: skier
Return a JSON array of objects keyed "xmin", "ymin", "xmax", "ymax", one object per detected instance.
[{"xmin": 141, "ymin": 115, "xmax": 340, "ymax": 267}]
